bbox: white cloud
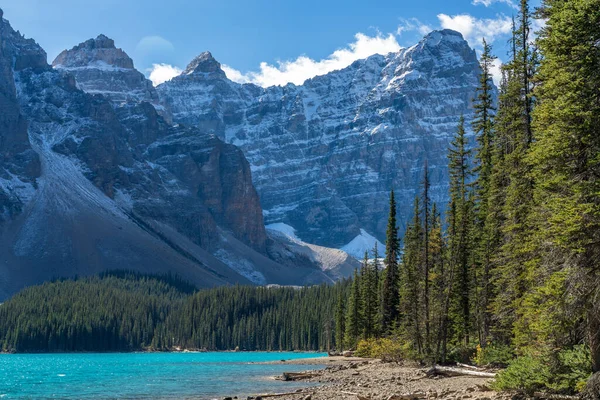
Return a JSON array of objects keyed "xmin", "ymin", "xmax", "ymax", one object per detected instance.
[
  {"xmin": 490, "ymin": 57, "xmax": 503, "ymax": 85},
  {"xmin": 222, "ymin": 32, "xmax": 401, "ymax": 87},
  {"xmin": 472, "ymin": 0, "xmax": 518, "ymax": 10},
  {"xmin": 221, "ymin": 65, "xmax": 252, "ymax": 84},
  {"xmin": 396, "ymin": 18, "xmax": 433, "ymax": 36},
  {"xmin": 437, "ymin": 13, "xmax": 513, "ymax": 48},
  {"xmin": 148, "ymin": 63, "xmax": 182, "ymax": 86},
  {"xmin": 532, "ymin": 17, "xmax": 547, "ymax": 36}
]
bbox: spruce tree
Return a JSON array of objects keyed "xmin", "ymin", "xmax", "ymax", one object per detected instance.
[
  {"xmin": 399, "ymin": 196, "xmax": 424, "ymax": 354},
  {"xmin": 345, "ymin": 268, "xmax": 363, "ymax": 349},
  {"xmin": 472, "ymin": 38, "xmax": 497, "ymax": 346},
  {"xmin": 491, "ymin": 0, "xmax": 537, "ymax": 344},
  {"xmin": 429, "ymin": 203, "xmax": 448, "ymax": 362},
  {"xmin": 530, "ymin": 0, "xmax": 600, "ymax": 372},
  {"xmin": 361, "ymin": 251, "xmax": 378, "ymax": 339},
  {"xmin": 447, "ymin": 116, "xmax": 474, "ymax": 346},
  {"xmin": 422, "ymin": 164, "xmax": 432, "ymax": 355},
  {"xmin": 335, "ymin": 289, "xmax": 346, "ymax": 351},
  {"xmin": 371, "ymin": 242, "xmax": 381, "ymax": 337},
  {"xmin": 382, "ymin": 190, "xmax": 400, "ymax": 333}
]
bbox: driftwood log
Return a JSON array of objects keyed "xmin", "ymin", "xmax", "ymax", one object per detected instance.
[
  {"xmin": 280, "ymin": 372, "xmax": 319, "ymax": 381},
  {"xmin": 426, "ymin": 365, "xmax": 497, "ymax": 378},
  {"xmin": 456, "ymin": 362, "xmax": 485, "ymax": 371}
]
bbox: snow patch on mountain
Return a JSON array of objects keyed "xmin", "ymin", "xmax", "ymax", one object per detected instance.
[
  {"xmin": 266, "ymin": 222, "xmax": 299, "ymax": 241},
  {"xmin": 266, "ymin": 223, "xmax": 358, "ymax": 278},
  {"xmin": 341, "ymin": 229, "xmax": 386, "ymax": 260}
]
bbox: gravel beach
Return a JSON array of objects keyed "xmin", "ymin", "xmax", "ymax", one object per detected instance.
[{"xmin": 246, "ymin": 357, "xmax": 516, "ymax": 400}]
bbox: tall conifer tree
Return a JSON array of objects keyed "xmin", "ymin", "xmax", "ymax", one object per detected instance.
[
  {"xmin": 345, "ymin": 269, "xmax": 363, "ymax": 348},
  {"xmin": 382, "ymin": 191, "xmax": 400, "ymax": 333},
  {"xmin": 472, "ymin": 38, "xmax": 497, "ymax": 346},
  {"xmin": 447, "ymin": 116, "xmax": 474, "ymax": 346},
  {"xmin": 491, "ymin": 0, "xmax": 537, "ymax": 343},
  {"xmin": 530, "ymin": 0, "xmax": 600, "ymax": 372},
  {"xmin": 335, "ymin": 289, "xmax": 346, "ymax": 351}
]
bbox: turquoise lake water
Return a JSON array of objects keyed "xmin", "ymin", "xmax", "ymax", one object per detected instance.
[{"xmin": 0, "ymin": 352, "xmax": 327, "ymax": 399}]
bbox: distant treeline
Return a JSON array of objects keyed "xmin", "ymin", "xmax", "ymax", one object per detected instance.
[{"xmin": 0, "ymin": 271, "xmax": 349, "ymax": 353}]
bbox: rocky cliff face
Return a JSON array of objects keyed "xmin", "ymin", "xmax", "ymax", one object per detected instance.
[
  {"xmin": 158, "ymin": 30, "xmax": 481, "ymax": 249},
  {"xmin": 52, "ymin": 35, "xmax": 169, "ymax": 119},
  {"xmin": 0, "ymin": 9, "xmax": 41, "ymax": 221},
  {"xmin": 0, "ymin": 10, "xmax": 354, "ymax": 299}
]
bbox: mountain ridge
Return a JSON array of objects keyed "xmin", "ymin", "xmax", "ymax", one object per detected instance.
[
  {"xmin": 156, "ymin": 29, "xmax": 482, "ymax": 248},
  {"xmin": 0, "ymin": 10, "xmax": 357, "ymax": 299}
]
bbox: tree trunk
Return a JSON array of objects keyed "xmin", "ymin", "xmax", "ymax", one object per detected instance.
[
  {"xmin": 589, "ymin": 306, "xmax": 600, "ymax": 373},
  {"xmin": 426, "ymin": 365, "xmax": 496, "ymax": 378}
]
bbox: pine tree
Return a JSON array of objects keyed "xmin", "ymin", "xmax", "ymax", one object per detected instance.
[
  {"xmin": 429, "ymin": 203, "xmax": 448, "ymax": 362},
  {"xmin": 381, "ymin": 191, "xmax": 400, "ymax": 333},
  {"xmin": 472, "ymin": 38, "xmax": 497, "ymax": 346},
  {"xmin": 345, "ymin": 268, "xmax": 363, "ymax": 349},
  {"xmin": 361, "ymin": 251, "xmax": 378, "ymax": 339},
  {"xmin": 399, "ymin": 196, "xmax": 424, "ymax": 354},
  {"xmin": 335, "ymin": 289, "xmax": 346, "ymax": 351},
  {"xmin": 371, "ymin": 242, "xmax": 381, "ymax": 337},
  {"xmin": 529, "ymin": 0, "xmax": 600, "ymax": 372},
  {"xmin": 491, "ymin": 0, "xmax": 537, "ymax": 344},
  {"xmin": 372, "ymin": 242, "xmax": 380, "ymax": 294},
  {"xmin": 447, "ymin": 116, "xmax": 474, "ymax": 346},
  {"xmin": 422, "ymin": 164, "xmax": 432, "ymax": 355}
]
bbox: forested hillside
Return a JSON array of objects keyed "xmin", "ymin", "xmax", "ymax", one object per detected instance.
[
  {"xmin": 0, "ymin": 272, "xmax": 349, "ymax": 353},
  {"xmin": 337, "ymin": 0, "xmax": 600, "ymax": 396}
]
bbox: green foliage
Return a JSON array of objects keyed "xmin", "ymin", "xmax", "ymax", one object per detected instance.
[
  {"xmin": 472, "ymin": 343, "xmax": 514, "ymax": 367},
  {"xmin": 447, "ymin": 344, "xmax": 478, "ymax": 364},
  {"xmin": 493, "ymin": 355, "xmax": 552, "ymax": 394},
  {"xmin": 355, "ymin": 338, "xmax": 405, "ymax": 362},
  {"xmin": 494, "ymin": 346, "xmax": 592, "ymax": 395},
  {"xmin": 552, "ymin": 345, "xmax": 593, "ymax": 394}
]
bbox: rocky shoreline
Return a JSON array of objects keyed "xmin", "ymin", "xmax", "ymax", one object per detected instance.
[{"xmin": 242, "ymin": 357, "xmax": 516, "ymax": 400}]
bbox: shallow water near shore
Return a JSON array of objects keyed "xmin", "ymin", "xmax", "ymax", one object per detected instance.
[{"xmin": 0, "ymin": 352, "xmax": 326, "ymax": 399}]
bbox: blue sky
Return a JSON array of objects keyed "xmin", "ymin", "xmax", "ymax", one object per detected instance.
[{"xmin": 1, "ymin": 0, "xmax": 541, "ymax": 86}]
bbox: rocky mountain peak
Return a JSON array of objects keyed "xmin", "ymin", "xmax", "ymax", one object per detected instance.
[
  {"xmin": 0, "ymin": 12, "xmax": 48, "ymax": 72},
  {"xmin": 415, "ymin": 29, "xmax": 474, "ymax": 56},
  {"xmin": 89, "ymin": 34, "xmax": 116, "ymax": 49},
  {"xmin": 52, "ymin": 34, "xmax": 134, "ymax": 69},
  {"xmin": 423, "ymin": 29, "xmax": 465, "ymax": 43},
  {"xmin": 184, "ymin": 51, "xmax": 225, "ymax": 76},
  {"xmin": 51, "ymin": 35, "xmax": 166, "ymax": 110}
]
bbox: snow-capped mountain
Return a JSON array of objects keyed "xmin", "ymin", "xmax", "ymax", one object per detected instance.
[
  {"xmin": 0, "ymin": 10, "xmax": 355, "ymax": 299},
  {"xmin": 52, "ymin": 34, "xmax": 171, "ymax": 121},
  {"xmin": 157, "ymin": 30, "xmax": 481, "ymax": 249}
]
